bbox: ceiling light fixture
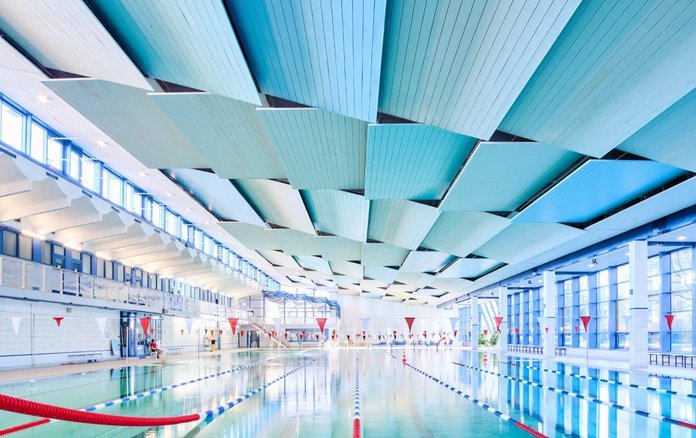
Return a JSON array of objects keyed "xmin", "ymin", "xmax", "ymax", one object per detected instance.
[
  {"xmin": 37, "ymin": 95, "xmax": 50, "ymax": 103},
  {"xmin": 588, "ymin": 258, "xmax": 597, "ymax": 268},
  {"xmin": 97, "ymin": 140, "xmax": 107, "ymax": 147},
  {"xmin": 677, "ymin": 235, "xmax": 687, "ymax": 241},
  {"xmin": 166, "ymin": 192, "xmax": 173, "ymax": 197},
  {"xmin": 139, "ymin": 172, "xmax": 148, "ymax": 177}
]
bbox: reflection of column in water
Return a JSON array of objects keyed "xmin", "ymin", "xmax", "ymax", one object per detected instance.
[
  {"xmin": 630, "ymin": 372, "xmax": 650, "ymax": 434},
  {"xmin": 497, "ymin": 359, "xmax": 508, "ymax": 416},
  {"xmin": 541, "ymin": 360, "xmax": 558, "ymax": 438},
  {"xmin": 607, "ymin": 369, "xmax": 619, "ymax": 436},
  {"xmin": 586, "ymin": 368, "xmax": 599, "ymax": 437},
  {"xmin": 470, "ymin": 350, "xmax": 479, "ymax": 399}
]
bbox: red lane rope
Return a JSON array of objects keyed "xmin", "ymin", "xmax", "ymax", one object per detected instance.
[
  {"xmin": 0, "ymin": 418, "xmax": 50, "ymax": 436},
  {"xmin": 0, "ymin": 394, "xmax": 201, "ymax": 427},
  {"xmin": 352, "ymin": 418, "xmax": 361, "ymax": 438}
]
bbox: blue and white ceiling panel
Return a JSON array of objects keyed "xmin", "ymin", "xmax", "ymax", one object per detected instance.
[
  {"xmin": 514, "ymin": 160, "xmax": 684, "ymax": 224},
  {"xmin": 219, "ymin": 222, "xmax": 316, "ymax": 253},
  {"xmin": 618, "ymin": 88, "xmax": 696, "ymax": 173},
  {"xmin": 151, "ymin": 93, "xmax": 284, "ymax": 179},
  {"xmin": 168, "ymin": 169, "xmax": 264, "ymax": 227},
  {"xmin": 44, "ymin": 79, "xmax": 206, "ymax": 169},
  {"xmin": 303, "ymin": 190, "xmax": 369, "ymax": 242},
  {"xmin": 500, "ymin": 1, "xmax": 696, "ymax": 157},
  {"xmin": 475, "ymin": 223, "xmax": 584, "ymax": 264},
  {"xmin": 412, "ymin": 288, "xmax": 445, "ymax": 298},
  {"xmin": 399, "ymin": 251, "xmax": 455, "ymax": 273},
  {"xmin": 314, "ymin": 237, "xmax": 362, "ymax": 262},
  {"xmin": 89, "ymin": 0, "xmax": 260, "ymax": 104},
  {"xmin": 330, "ymin": 261, "xmax": 363, "ymax": 279},
  {"xmin": 438, "ymin": 258, "xmax": 501, "ymax": 279},
  {"xmin": 0, "ymin": 0, "xmax": 150, "ymax": 90},
  {"xmin": 395, "ymin": 272, "xmax": 434, "ymax": 289},
  {"xmin": 367, "ymin": 200, "xmax": 440, "ymax": 250},
  {"xmin": 365, "ymin": 123, "xmax": 477, "ymax": 200},
  {"xmin": 379, "ymin": 0, "xmax": 579, "ymax": 139},
  {"xmin": 426, "ymin": 277, "xmax": 472, "ymax": 293},
  {"xmin": 258, "ymin": 109, "xmax": 367, "ymax": 190},
  {"xmin": 440, "ymin": 142, "xmax": 579, "ymax": 212},
  {"xmin": 227, "ymin": 0, "xmax": 386, "ymax": 122},
  {"xmin": 363, "ymin": 266, "xmax": 399, "ymax": 284},
  {"xmin": 234, "ymin": 179, "xmax": 315, "ymax": 235},
  {"xmin": 294, "ymin": 255, "xmax": 332, "ymax": 276},
  {"xmin": 257, "ymin": 250, "xmax": 301, "ymax": 269},
  {"xmin": 422, "ymin": 211, "xmax": 510, "ymax": 258},
  {"xmin": 361, "ymin": 243, "xmax": 409, "ymax": 267}
]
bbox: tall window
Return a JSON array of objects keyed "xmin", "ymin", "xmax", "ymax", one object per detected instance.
[
  {"xmin": 1, "ymin": 103, "xmax": 23, "ymax": 149},
  {"xmin": 560, "ymin": 279, "xmax": 572, "ymax": 346},
  {"xmin": 81, "ymin": 158, "xmax": 97, "ymax": 190},
  {"xmin": 67, "ymin": 149, "xmax": 80, "ymax": 179},
  {"xmin": 670, "ymin": 248, "xmax": 693, "ymax": 353},
  {"xmin": 615, "ymin": 264, "xmax": 630, "ymax": 348},
  {"xmin": 596, "ymin": 269, "xmax": 610, "ymax": 349},
  {"xmin": 46, "ymin": 138, "xmax": 63, "ymax": 170},
  {"xmin": 29, "ymin": 122, "xmax": 46, "ymax": 162},
  {"xmin": 103, "ymin": 170, "xmax": 123, "ymax": 205}
]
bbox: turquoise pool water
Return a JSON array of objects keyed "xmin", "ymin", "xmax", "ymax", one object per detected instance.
[{"xmin": 0, "ymin": 348, "xmax": 694, "ymax": 437}]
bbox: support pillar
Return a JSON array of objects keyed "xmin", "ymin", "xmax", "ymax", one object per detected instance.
[
  {"xmin": 543, "ymin": 271, "xmax": 557, "ymax": 359},
  {"xmin": 498, "ymin": 287, "xmax": 508, "ymax": 354},
  {"xmin": 628, "ymin": 240, "xmax": 649, "ymax": 369},
  {"xmin": 471, "ymin": 296, "xmax": 480, "ymax": 351}
]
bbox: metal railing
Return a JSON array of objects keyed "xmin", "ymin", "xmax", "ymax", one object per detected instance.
[{"xmin": 0, "ymin": 255, "xmax": 246, "ymax": 318}]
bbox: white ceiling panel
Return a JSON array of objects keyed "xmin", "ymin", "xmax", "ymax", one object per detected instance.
[
  {"xmin": 0, "ymin": 0, "xmax": 150, "ymax": 90},
  {"xmin": 368, "ymin": 200, "xmax": 440, "ymax": 250},
  {"xmin": 44, "ymin": 79, "xmax": 206, "ymax": 169},
  {"xmin": 361, "ymin": 243, "xmax": 410, "ymax": 267},
  {"xmin": 303, "ymin": 190, "xmax": 369, "ymax": 242},
  {"xmin": 422, "ymin": 211, "xmax": 510, "ymax": 258},
  {"xmin": 363, "ymin": 266, "xmax": 399, "ymax": 284},
  {"xmin": 257, "ymin": 250, "xmax": 301, "ymax": 269},
  {"xmin": 399, "ymin": 251, "xmax": 455, "ymax": 273},
  {"xmin": 438, "ymin": 258, "xmax": 502, "ymax": 279}
]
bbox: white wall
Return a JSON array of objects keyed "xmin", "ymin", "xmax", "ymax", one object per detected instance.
[{"xmin": 336, "ymin": 295, "xmax": 457, "ymax": 335}]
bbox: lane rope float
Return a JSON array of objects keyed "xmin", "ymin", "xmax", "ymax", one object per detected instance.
[
  {"xmin": 496, "ymin": 359, "xmax": 696, "ymax": 399},
  {"xmin": 389, "ymin": 353, "xmax": 546, "ymax": 438},
  {"xmin": 453, "ymin": 361, "xmax": 696, "ymax": 431},
  {"xmin": 0, "ymin": 353, "xmax": 289, "ymax": 435},
  {"xmin": 353, "ymin": 358, "xmax": 361, "ymax": 438}
]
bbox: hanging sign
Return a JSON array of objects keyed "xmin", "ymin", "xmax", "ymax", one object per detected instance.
[
  {"xmin": 494, "ymin": 316, "xmax": 504, "ymax": 333},
  {"xmin": 139, "ymin": 317, "xmax": 151, "ymax": 335},
  {"xmin": 665, "ymin": 314, "xmax": 675, "ymax": 331},
  {"xmin": 405, "ymin": 317, "xmax": 415, "ymax": 333},
  {"xmin": 228, "ymin": 318, "xmax": 239, "ymax": 335},
  {"xmin": 316, "ymin": 317, "xmax": 328, "ymax": 333},
  {"xmin": 580, "ymin": 316, "xmax": 591, "ymax": 332},
  {"xmin": 53, "ymin": 316, "xmax": 64, "ymax": 327}
]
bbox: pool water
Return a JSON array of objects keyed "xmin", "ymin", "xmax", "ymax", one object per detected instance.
[{"xmin": 0, "ymin": 348, "xmax": 694, "ymax": 437}]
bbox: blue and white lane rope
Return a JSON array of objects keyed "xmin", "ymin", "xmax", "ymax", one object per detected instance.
[
  {"xmin": 83, "ymin": 354, "xmax": 286, "ymax": 412},
  {"xmin": 498, "ymin": 360, "xmax": 696, "ymax": 399},
  {"xmin": 390, "ymin": 354, "xmax": 546, "ymax": 438},
  {"xmin": 353, "ymin": 358, "xmax": 361, "ymax": 438},
  {"xmin": 453, "ymin": 361, "xmax": 696, "ymax": 431}
]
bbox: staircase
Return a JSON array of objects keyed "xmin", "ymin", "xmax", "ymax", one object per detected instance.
[{"xmin": 248, "ymin": 316, "xmax": 289, "ymax": 348}]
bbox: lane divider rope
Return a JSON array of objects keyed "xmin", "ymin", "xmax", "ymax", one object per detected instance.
[
  {"xmin": 353, "ymin": 358, "xmax": 361, "ymax": 438},
  {"xmin": 0, "ymin": 353, "xmax": 288, "ymax": 436},
  {"xmin": 497, "ymin": 359, "xmax": 696, "ymax": 399},
  {"xmin": 453, "ymin": 361, "xmax": 696, "ymax": 431},
  {"xmin": 389, "ymin": 354, "xmax": 546, "ymax": 438}
]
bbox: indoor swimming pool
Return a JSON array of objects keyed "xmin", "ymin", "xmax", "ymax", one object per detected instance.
[{"xmin": 0, "ymin": 348, "xmax": 695, "ymax": 437}]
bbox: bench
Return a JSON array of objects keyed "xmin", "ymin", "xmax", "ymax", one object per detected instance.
[
  {"xmin": 555, "ymin": 347, "xmax": 567, "ymax": 356},
  {"xmin": 67, "ymin": 353, "xmax": 100, "ymax": 364},
  {"xmin": 650, "ymin": 353, "xmax": 695, "ymax": 368}
]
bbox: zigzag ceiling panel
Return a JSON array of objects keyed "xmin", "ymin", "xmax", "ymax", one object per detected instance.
[
  {"xmin": 500, "ymin": 0, "xmax": 696, "ymax": 157},
  {"xmin": 151, "ymin": 93, "xmax": 284, "ymax": 179},
  {"xmin": 330, "ymin": 261, "xmax": 363, "ymax": 280},
  {"xmin": 363, "ymin": 266, "xmax": 399, "ymax": 284},
  {"xmin": 234, "ymin": 179, "xmax": 315, "ymax": 235},
  {"xmin": 426, "ymin": 277, "xmax": 472, "ymax": 293},
  {"xmin": 367, "ymin": 200, "xmax": 440, "ymax": 250},
  {"xmin": 227, "ymin": 0, "xmax": 387, "ymax": 122},
  {"xmin": 365, "ymin": 123, "xmax": 477, "ymax": 200},
  {"xmin": 438, "ymin": 258, "xmax": 501, "ymax": 279},
  {"xmin": 44, "ymin": 79, "xmax": 206, "ymax": 169},
  {"xmin": 257, "ymin": 250, "xmax": 301, "ymax": 269},
  {"xmin": 394, "ymin": 272, "xmax": 434, "ymax": 289},
  {"xmin": 0, "ymin": 0, "xmax": 150, "ymax": 90},
  {"xmin": 618, "ymin": 87, "xmax": 696, "ymax": 173},
  {"xmin": 303, "ymin": 190, "xmax": 369, "ymax": 242},
  {"xmin": 314, "ymin": 237, "xmax": 362, "ymax": 262},
  {"xmin": 513, "ymin": 160, "xmax": 684, "ymax": 224},
  {"xmin": 475, "ymin": 223, "xmax": 584, "ymax": 264},
  {"xmin": 258, "ymin": 109, "xmax": 367, "ymax": 190},
  {"xmin": 294, "ymin": 255, "xmax": 332, "ymax": 276},
  {"xmin": 422, "ymin": 211, "xmax": 510, "ymax": 258},
  {"xmin": 440, "ymin": 142, "xmax": 579, "ymax": 212},
  {"xmin": 399, "ymin": 251, "xmax": 455, "ymax": 273},
  {"xmin": 89, "ymin": 0, "xmax": 260, "ymax": 104},
  {"xmin": 361, "ymin": 243, "xmax": 410, "ymax": 267},
  {"xmin": 379, "ymin": 0, "xmax": 579, "ymax": 139},
  {"xmin": 168, "ymin": 169, "xmax": 265, "ymax": 227}
]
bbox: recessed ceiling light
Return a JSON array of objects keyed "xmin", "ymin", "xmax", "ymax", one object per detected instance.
[
  {"xmin": 204, "ymin": 221, "xmax": 210, "ymax": 225},
  {"xmin": 186, "ymin": 207, "xmax": 192, "ymax": 211},
  {"xmin": 166, "ymin": 192, "xmax": 173, "ymax": 197},
  {"xmin": 97, "ymin": 140, "xmax": 107, "ymax": 147},
  {"xmin": 677, "ymin": 235, "xmax": 687, "ymax": 241},
  {"xmin": 139, "ymin": 172, "xmax": 148, "ymax": 177},
  {"xmin": 37, "ymin": 95, "xmax": 50, "ymax": 103}
]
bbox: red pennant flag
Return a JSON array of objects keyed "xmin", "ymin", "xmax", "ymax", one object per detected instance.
[
  {"xmin": 423, "ymin": 331, "xmax": 428, "ymax": 339},
  {"xmin": 284, "ymin": 332, "xmax": 288, "ymax": 339},
  {"xmin": 204, "ymin": 328, "xmax": 208, "ymax": 334},
  {"xmin": 514, "ymin": 327, "xmax": 520, "ymax": 334},
  {"xmin": 180, "ymin": 329, "xmax": 184, "ymax": 336},
  {"xmin": 494, "ymin": 316, "xmax": 504, "ymax": 332},
  {"xmin": 316, "ymin": 317, "xmax": 328, "ymax": 332},
  {"xmin": 580, "ymin": 316, "xmax": 591, "ymax": 332},
  {"xmin": 53, "ymin": 316, "xmax": 64, "ymax": 327},
  {"xmin": 240, "ymin": 330, "xmax": 245, "ymax": 336},
  {"xmin": 227, "ymin": 318, "xmax": 239, "ymax": 335},
  {"xmin": 483, "ymin": 329, "xmax": 489, "ymax": 336},
  {"xmin": 454, "ymin": 330, "xmax": 458, "ymax": 337},
  {"xmin": 392, "ymin": 330, "xmax": 397, "ymax": 338},
  {"xmin": 315, "ymin": 334, "xmax": 320, "ymax": 340},
  {"xmin": 574, "ymin": 326, "xmax": 579, "ymax": 333},
  {"xmin": 299, "ymin": 332, "xmax": 304, "ymax": 339},
  {"xmin": 665, "ymin": 314, "xmax": 675, "ymax": 331},
  {"xmin": 347, "ymin": 335, "xmax": 351, "ymax": 341},
  {"xmin": 405, "ymin": 317, "xmax": 415, "ymax": 333},
  {"xmin": 544, "ymin": 327, "xmax": 549, "ymax": 333},
  {"xmin": 378, "ymin": 334, "xmax": 382, "ymax": 340},
  {"xmin": 150, "ymin": 328, "xmax": 154, "ymax": 335},
  {"xmin": 139, "ymin": 317, "xmax": 151, "ymax": 335}
]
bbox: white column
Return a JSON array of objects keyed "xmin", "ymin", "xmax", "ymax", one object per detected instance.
[
  {"xmin": 543, "ymin": 271, "xmax": 557, "ymax": 359},
  {"xmin": 629, "ymin": 240, "xmax": 649, "ymax": 369},
  {"xmin": 471, "ymin": 296, "xmax": 480, "ymax": 351},
  {"xmin": 498, "ymin": 286, "xmax": 508, "ymax": 354}
]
